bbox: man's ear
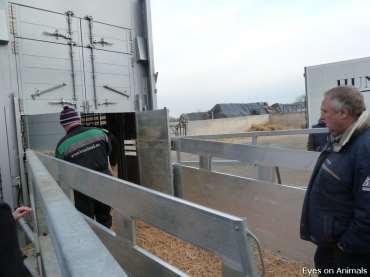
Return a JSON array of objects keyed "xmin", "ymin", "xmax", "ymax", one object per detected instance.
[{"xmin": 339, "ymin": 108, "xmax": 351, "ymax": 119}]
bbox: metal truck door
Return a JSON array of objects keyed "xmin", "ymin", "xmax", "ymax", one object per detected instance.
[
  {"xmin": 136, "ymin": 109, "xmax": 173, "ymax": 195},
  {"xmin": 11, "ymin": 4, "xmax": 84, "ymax": 115},
  {"xmin": 81, "ymin": 18, "xmax": 134, "ymax": 113}
]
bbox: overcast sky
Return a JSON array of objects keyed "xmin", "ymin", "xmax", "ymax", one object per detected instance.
[{"xmin": 151, "ymin": 1, "xmax": 370, "ymax": 117}]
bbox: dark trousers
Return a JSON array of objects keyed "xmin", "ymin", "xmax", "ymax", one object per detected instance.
[
  {"xmin": 74, "ymin": 191, "xmax": 112, "ymax": 228},
  {"xmin": 315, "ymin": 245, "xmax": 370, "ymax": 276}
]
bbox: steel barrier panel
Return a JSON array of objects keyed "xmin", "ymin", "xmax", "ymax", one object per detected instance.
[
  {"xmin": 39, "ymin": 235, "xmax": 63, "ymax": 277},
  {"xmin": 175, "ymin": 138, "xmax": 319, "ymax": 171},
  {"xmin": 27, "ymin": 150, "xmax": 127, "ymax": 277},
  {"xmin": 174, "ymin": 164, "xmax": 315, "ymax": 264},
  {"xmin": 25, "ymin": 113, "xmax": 65, "ymax": 152},
  {"xmin": 36, "ymin": 152, "xmax": 257, "ymax": 275},
  {"xmin": 183, "ymin": 128, "xmax": 329, "ymax": 140},
  {"xmin": 85, "ymin": 215, "xmax": 187, "ymax": 277},
  {"xmin": 136, "ymin": 109, "xmax": 173, "ymax": 194}
]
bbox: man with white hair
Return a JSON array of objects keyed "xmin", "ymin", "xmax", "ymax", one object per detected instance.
[{"xmin": 301, "ymin": 86, "xmax": 370, "ymax": 276}]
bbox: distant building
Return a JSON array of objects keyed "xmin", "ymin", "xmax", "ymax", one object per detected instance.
[
  {"xmin": 270, "ymin": 102, "xmax": 306, "ymax": 113},
  {"xmin": 209, "ymin": 103, "xmax": 269, "ymax": 119},
  {"xmin": 179, "ymin": 112, "xmax": 211, "ymax": 122}
]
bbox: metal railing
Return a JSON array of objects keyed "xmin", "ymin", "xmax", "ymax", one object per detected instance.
[
  {"xmin": 183, "ymin": 127, "xmax": 328, "ymax": 140},
  {"xmin": 25, "ymin": 150, "xmax": 127, "ymax": 277},
  {"xmin": 173, "ymin": 128, "xmax": 324, "ymax": 183},
  {"xmin": 24, "ymin": 150, "xmax": 260, "ymax": 277},
  {"xmin": 172, "ymin": 128, "xmax": 326, "ymax": 264}
]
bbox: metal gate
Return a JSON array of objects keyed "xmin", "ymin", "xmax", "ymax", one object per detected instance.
[{"xmin": 11, "ymin": 3, "xmax": 134, "ymax": 115}]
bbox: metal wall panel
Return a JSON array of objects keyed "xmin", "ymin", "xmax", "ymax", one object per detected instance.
[
  {"xmin": 0, "ymin": 97, "xmax": 17, "ymax": 207},
  {"xmin": 25, "ymin": 113, "xmax": 65, "ymax": 152},
  {"xmin": 15, "ymin": 38, "xmax": 85, "ymax": 114},
  {"xmin": 83, "ymin": 49, "xmax": 134, "ymax": 113},
  {"xmin": 7, "ymin": 0, "xmax": 156, "ymax": 115},
  {"xmin": 13, "ymin": 4, "xmax": 81, "ymax": 45},
  {"xmin": 81, "ymin": 20, "xmax": 131, "ymax": 53},
  {"xmin": 174, "ymin": 164, "xmax": 315, "ymax": 264},
  {"xmin": 136, "ymin": 109, "xmax": 173, "ymax": 194},
  {"xmin": 12, "ymin": 0, "xmax": 132, "ymax": 29}
]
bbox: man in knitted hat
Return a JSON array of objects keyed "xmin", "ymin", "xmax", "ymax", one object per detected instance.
[{"xmin": 55, "ymin": 106, "xmax": 115, "ymax": 228}]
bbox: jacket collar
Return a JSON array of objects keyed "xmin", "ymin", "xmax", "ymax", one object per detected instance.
[{"xmin": 332, "ymin": 110, "xmax": 370, "ymax": 152}]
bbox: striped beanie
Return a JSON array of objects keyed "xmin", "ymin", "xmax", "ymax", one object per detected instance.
[{"xmin": 60, "ymin": 106, "xmax": 80, "ymax": 127}]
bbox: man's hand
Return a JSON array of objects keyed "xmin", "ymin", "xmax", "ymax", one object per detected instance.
[{"xmin": 13, "ymin": 206, "xmax": 32, "ymax": 221}]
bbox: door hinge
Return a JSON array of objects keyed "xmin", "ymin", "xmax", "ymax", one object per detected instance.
[
  {"xmin": 99, "ymin": 99, "xmax": 117, "ymax": 106},
  {"xmin": 80, "ymin": 100, "xmax": 91, "ymax": 113},
  {"xmin": 9, "ymin": 5, "xmax": 17, "ymax": 36},
  {"xmin": 129, "ymin": 30, "xmax": 134, "ymax": 55},
  {"xmin": 18, "ymin": 98, "xmax": 24, "ymax": 113}
]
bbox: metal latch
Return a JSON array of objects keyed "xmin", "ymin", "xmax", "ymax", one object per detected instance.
[
  {"xmin": 43, "ymin": 29, "xmax": 71, "ymax": 40},
  {"xmin": 80, "ymin": 100, "xmax": 92, "ymax": 113},
  {"xmin": 99, "ymin": 99, "xmax": 117, "ymax": 106},
  {"xmin": 103, "ymin": 85, "xmax": 129, "ymax": 98},
  {"xmin": 93, "ymin": 37, "xmax": 113, "ymax": 47},
  {"xmin": 31, "ymin": 83, "xmax": 67, "ymax": 99},
  {"xmin": 48, "ymin": 98, "xmax": 76, "ymax": 107}
]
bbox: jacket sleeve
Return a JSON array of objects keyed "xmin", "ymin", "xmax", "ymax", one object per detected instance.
[
  {"xmin": 0, "ymin": 202, "xmax": 16, "ymax": 249},
  {"xmin": 339, "ymin": 141, "xmax": 370, "ymax": 253}
]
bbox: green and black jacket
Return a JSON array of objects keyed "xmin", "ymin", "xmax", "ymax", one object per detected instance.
[{"xmin": 55, "ymin": 125, "xmax": 112, "ymax": 174}]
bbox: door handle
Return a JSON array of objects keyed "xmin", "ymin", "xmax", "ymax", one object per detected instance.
[
  {"xmin": 43, "ymin": 29, "xmax": 71, "ymax": 40},
  {"xmin": 93, "ymin": 37, "xmax": 113, "ymax": 47}
]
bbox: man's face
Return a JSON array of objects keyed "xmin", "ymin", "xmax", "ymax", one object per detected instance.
[{"xmin": 320, "ymin": 97, "xmax": 349, "ymax": 136}]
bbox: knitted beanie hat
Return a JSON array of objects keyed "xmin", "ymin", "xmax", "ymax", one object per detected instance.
[{"xmin": 60, "ymin": 106, "xmax": 80, "ymax": 127}]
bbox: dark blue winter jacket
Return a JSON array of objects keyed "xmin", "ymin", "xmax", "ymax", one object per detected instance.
[{"xmin": 300, "ymin": 112, "xmax": 370, "ymax": 254}]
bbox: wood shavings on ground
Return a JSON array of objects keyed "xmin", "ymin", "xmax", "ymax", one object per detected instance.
[
  {"xmin": 135, "ymin": 220, "xmax": 311, "ymax": 277},
  {"xmin": 136, "ymin": 220, "xmax": 222, "ymax": 276}
]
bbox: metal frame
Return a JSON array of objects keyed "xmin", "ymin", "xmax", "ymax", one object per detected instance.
[
  {"xmin": 34, "ymin": 151, "xmax": 259, "ymax": 276},
  {"xmin": 174, "ymin": 138, "xmax": 319, "ymax": 171},
  {"xmin": 171, "ymin": 128, "xmax": 328, "ymax": 265},
  {"xmin": 174, "ymin": 164, "xmax": 315, "ymax": 264},
  {"xmin": 26, "ymin": 150, "xmax": 127, "ymax": 277},
  {"xmin": 181, "ymin": 127, "xmax": 328, "ymax": 140}
]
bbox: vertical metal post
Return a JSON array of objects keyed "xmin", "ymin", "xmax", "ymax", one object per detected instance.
[
  {"xmin": 251, "ymin": 135, "xmax": 258, "ymax": 145},
  {"xmin": 13, "ymin": 96, "xmax": 28, "ymax": 205},
  {"xmin": 199, "ymin": 155, "xmax": 212, "ymax": 171},
  {"xmin": 253, "ymin": 134, "xmax": 275, "ymax": 182},
  {"xmin": 85, "ymin": 16, "xmax": 98, "ymax": 109},
  {"xmin": 27, "ymin": 164, "xmax": 44, "ymax": 277},
  {"xmin": 275, "ymin": 166, "xmax": 282, "ymax": 184},
  {"xmin": 142, "ymin": 0, "xmax": 156, "ymax": 110},
  {"xmin": 66, "ymin": 11, "xmax": 77, "ymax": 101},
  {"xmin": 174, "ymin": 139, "xmax": 182, "ymax": 163}
]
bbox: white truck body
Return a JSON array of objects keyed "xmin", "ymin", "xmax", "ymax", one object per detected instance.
[{"xmin": 305, "ymin": 57, "xmax": 370, "ymax": 127}]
